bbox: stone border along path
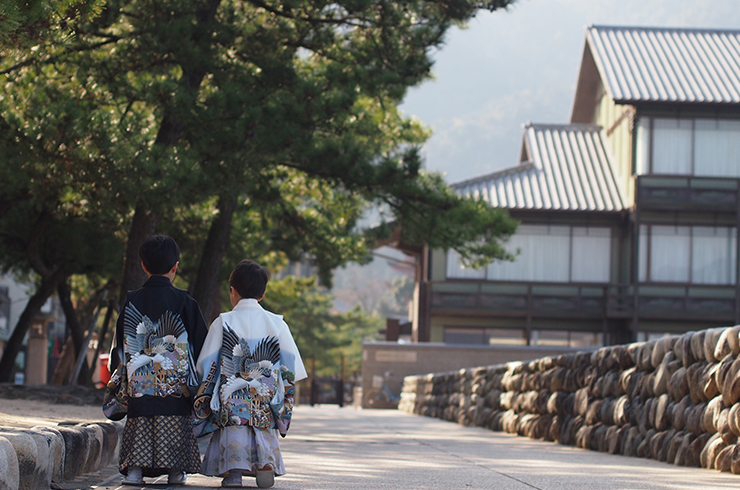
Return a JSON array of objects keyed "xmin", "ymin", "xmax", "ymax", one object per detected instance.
[
  {"xmin": 399, "ymin": 324, "xmax": 740, "ymax": 477},
  {"xmin": 0, "ymin": 419, "xmax": 123, "ymax": 490}
]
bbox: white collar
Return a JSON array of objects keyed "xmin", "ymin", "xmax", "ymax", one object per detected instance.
[{"xmin": 232, "ymin": 298, "xmax": 262, "ymax": 310}]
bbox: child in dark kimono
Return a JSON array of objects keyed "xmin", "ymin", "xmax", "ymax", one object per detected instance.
[
  {"xmin": 195, "ymin": 260, "xmax": 307, "ymax": 488},
  {"xmin": 108, "ymin": 235, "xmax": 208, "ymax": 485}
]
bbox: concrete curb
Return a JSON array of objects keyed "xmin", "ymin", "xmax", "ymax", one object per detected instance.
[{"xmin": 0, "ymin": 419, "xmax": 124, "ymax": 490}]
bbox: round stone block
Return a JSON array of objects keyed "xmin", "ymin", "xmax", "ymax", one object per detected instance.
[
  {"xmin": 22, "ymin": 431, "xmax": 51, "ymax": 489},
  {"xmin": 57, "ymin": 426, "xmax": 90, "ymax": 481},
  {"xmin": 0, "ymin": 436, "xmax": 19, "ymax": 490},
  {"xmin": 31, "ymin": 426, "xmax": 66, "ymax": 483},
  {"xmin": 93, "ymin": 422, "xmax": 119, "ymax": 468},
  {"xmin": 0, "ymin": 431, "xmax": 37, "ymax": 490},
  {"xmin": 80, "ymin": 425, "xmax": 103, "ymax": 473}
]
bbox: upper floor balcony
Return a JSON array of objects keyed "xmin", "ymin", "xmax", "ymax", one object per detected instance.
[
  {"xmin": 636, "ymin": 175, "xmax": 739, "ymax": 213},
  {"xmin": 429, "ymin": 280, "xmax": 738, "ymax": 325}
]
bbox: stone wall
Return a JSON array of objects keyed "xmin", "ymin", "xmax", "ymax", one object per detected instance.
[
  {"xmin": 362, "ymin": 342, "xmax": 584, "ymax": 409},
  {"xmin": 399, "ymin": 325, "xmax": 740, "ymax": 473}
]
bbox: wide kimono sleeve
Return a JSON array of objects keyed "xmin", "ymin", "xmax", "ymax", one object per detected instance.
[
  {"xmin": 278, "ymin": 318, "xmax": 307, "ymax": 382},
  {"xmin": 107, "ymin": 292, "xmax": 133, "ymax": 371},
  {"xmin": 192, "ymin": 315, "xmax": 224, "ymax": 436},
  {"xmin": 272, "ymin": 316, "xmax": 307, "ymax": 436}
]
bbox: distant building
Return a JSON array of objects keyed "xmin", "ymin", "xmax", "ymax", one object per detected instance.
[
  {"xmin": 0, "ymin": 274, "xmax": 65, "ymax": 383},
  {"xmin": 411, "ymin": 25, "xmax": 740, "ymax": 347},
  {"xmin": 0, "ymin": 275, "xmax": 34, "ymax": 352}
]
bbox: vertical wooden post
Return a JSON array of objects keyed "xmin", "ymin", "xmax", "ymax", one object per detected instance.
[
  {"xmin": 632, "ymin": 205, "xmax": 640, "ymax": 339},
  {"xmin": 525, "ymin": 284, "xmax": 532, "ymax": 346},
  {"xmin": 310, "ymin": 358, "xmax": 317, "ymax": 406},
  {"xmin": 338, "ymin": 354, "xmax": 345, "ymax": 408},
  {"xmin": 735, "ymin": 184, "xmax": 740, "ymax": 324}
]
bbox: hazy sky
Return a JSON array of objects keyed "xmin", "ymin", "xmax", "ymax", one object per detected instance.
[{"xmin": 400, "ymin": 0, "xmax": 740, "ymax": 184}]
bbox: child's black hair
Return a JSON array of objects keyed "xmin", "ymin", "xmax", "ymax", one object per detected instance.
[
  {"xmin": 229, "ymin": 260, "xmax": 270, "ymax": 299},
  {"xmin": 139, "ymin": 235, "xmax": 180, "ymax": 275}
]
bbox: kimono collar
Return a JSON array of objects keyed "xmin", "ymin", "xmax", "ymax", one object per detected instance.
[
  {"xmin": 143, "ymin": 275, "xmax": 173, "ymax": 287},
  {"xmin": 233, "ymin": 298, "xmax": 262, "ymax": 310}
]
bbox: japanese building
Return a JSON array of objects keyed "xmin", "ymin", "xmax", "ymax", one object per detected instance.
[{"xmin": 411, "ymin": 26, "xmax": 740, "ymax": 347}]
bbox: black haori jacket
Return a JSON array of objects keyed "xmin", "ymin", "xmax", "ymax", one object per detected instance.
[{"xmin": 109, "ymin": 275, "xmax": 208, "ymax": 418}]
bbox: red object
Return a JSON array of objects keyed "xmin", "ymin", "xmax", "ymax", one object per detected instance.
[{"xmin": 99, "ymin": 353, "xmax": 111, "ymax": 386}]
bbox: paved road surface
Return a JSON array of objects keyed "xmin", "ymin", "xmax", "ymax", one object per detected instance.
[{"xmin": 78, "ymin": 405, "xmax": 740, "ymax": 490}]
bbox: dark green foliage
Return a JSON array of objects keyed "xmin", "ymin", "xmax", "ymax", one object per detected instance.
[
  {"xmin": 0, "ymin": 0, "xmax": 519, "ymax": 380},
  {"xmin": 0, "ymin": 0, "xmax": 104, "ymax": 48}
]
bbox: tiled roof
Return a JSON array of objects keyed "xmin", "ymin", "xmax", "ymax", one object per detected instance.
[
  {"xmin": 587, "ymin": 25, "xmax": 740, "ymax": 104},
  {"xmin": 452, "ymin": 124, "xmax": 626, "ymax": 212}
]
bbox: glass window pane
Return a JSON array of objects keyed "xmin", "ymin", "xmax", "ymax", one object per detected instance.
[
  {"xmin": 635, "ymin": 117, "xmax": 650, "ymax": 175},
  {"xmin": 694, "ymin": 119, "xmax": 740, "ymax": 178},
  {"xmin": 692, "ymin": 227, "xmax": 737, "ymax": 284},
  {"xmin": 652, "ymin": 118, "xmax": 692, "ymax": 175},
  {"xmin": 719, "ymin": 120, "xmax": 740, "ymax": 179},
  {"xmin": 446, "ymin": 249, "xmax": 486, "ymax": 279},
  {"xmin": 487, "ymin": 224, "xmax": 569, "ymax": 282},
  {"xmin": 530, "ymin": 226, "xmax": 570, "ymax": 282},
  {"xmin": 486, "ymin": 232, "xmax": 527, "ymax": 280},
  {"xmin": 650, "ymin": 225, "xmax": 690, "ymax": 282},
  {"xmin": 571, "ymin": 227, "xmax": 611, "ymax": 282}
]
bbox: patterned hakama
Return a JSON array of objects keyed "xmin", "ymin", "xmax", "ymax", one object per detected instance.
[
  {"xmin": 201, "ymin": 425, "xmax": 285, "ymax": 477},
  {"xmin": 119, "ymin": 415, "xmax": 202, "ymax": 477}
]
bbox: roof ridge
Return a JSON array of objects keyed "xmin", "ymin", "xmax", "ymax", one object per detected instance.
[
  {"xmin": 450, "ymin": 162, "xmax": 535, "ymax": 189},
  {"xmin": 525, "ymin": 122, "xmax": 603, "ymax": 131},
  {"xmin": 588, "ymin": 24, "xmax": 740, "ymax": 34}
]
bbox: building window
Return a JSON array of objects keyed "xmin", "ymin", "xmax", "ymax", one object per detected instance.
[
  {"xmin": 636, "ymin": 117, "xmax": 740, "ymax": 177},
  {"xmin": 639, "ymin": 225, "xmax": 737, "ymax": 284},
  {"xmin": 571, "ymin": 227, "xmax": 611, "ymax": 282},
  {"xmin": 0, "ymin": 286, "xmax": 8, "ymax": 338},
  {"xmin": 446, "ymin": 249, "xmax": 486, "ymax": 280},
  {"xmin": 488, "ymin": 224, "xmax": 570, "ymax": 282},
  {"xmin": 446, "ymin": 224, "xmax": 611, "ymax": 283}
]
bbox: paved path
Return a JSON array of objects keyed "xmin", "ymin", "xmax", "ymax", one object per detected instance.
[{"xmin": 85, "ymin": 405, "xmax": 740, "ymax": 490}]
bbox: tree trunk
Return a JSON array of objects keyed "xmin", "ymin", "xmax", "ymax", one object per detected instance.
[
  {"xmin": 190, "ymin": 196, "xmax": 237, "ymax": 322},
  {"xmin": 119, "ymin": 201, "xmax": 157, "ymax": 304},
  {"xmin": 90, "ymin": 297, "xmax": 117, "ymax": 385},
  {"xmin": 50, "ymin": 337, "xmax": 75, "ymax": 385},
  {"xmin": 57, "ymin": 280, "xmax": 92, "ymax": 384},
  {"xmin": 0, "ymin": 268, "xmax": 67, "ymax": 383}
]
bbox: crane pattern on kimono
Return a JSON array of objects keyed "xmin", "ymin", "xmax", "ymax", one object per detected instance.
[
  {"xmin": 219, "ymin": 324, "xmax": 281, "ymax": 404},
  {"xmin": 122, "ymin": 303, "xmax": 197, "ymax": 395}
]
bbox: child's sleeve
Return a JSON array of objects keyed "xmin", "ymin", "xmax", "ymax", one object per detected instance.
[
  {"xmin": 194, "ymin": 316, "xmax": 223, "ymax": 427},
  {"xmin": 108, "ymin": 292, "xmax": 134, "ymax": 371},
  {"xmin": 271, "ymin": 318, "xmax": 306, "ymax": 437},
  {"xmin": 278, "ymin": 318, "xmax": 307, "ymax": 382},
  {"xmin": 274, "ymin": 366, "xmax": 296, "ymax": 437}
]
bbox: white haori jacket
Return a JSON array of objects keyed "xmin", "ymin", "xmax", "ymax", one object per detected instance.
[{"xmin": 194, "ymin": 298, "xmax": 307, "ymax": 435}]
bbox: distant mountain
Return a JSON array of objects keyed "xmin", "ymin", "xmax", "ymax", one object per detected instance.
[{"xmin": 400, "ymin": 0, "xmax": 740, "ymax": 183}]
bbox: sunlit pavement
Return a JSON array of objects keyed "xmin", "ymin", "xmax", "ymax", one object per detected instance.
[{"xmin": 91, "ymin": 405, "xmax": 740, "ymax": 490}]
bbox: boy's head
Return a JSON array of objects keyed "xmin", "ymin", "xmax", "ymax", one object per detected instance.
[
  {"xmin": 229, "ymin": 260, "xmax": 270, "ymax": 300},
  {"xmin": 139, "ymin": 235, "xmax": 180, "ymax": 275}
]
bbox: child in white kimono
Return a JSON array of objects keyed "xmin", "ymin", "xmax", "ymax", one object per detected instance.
[{"xmin": 195, "ymin": 260, "xmax": 307, "ymax": 488}]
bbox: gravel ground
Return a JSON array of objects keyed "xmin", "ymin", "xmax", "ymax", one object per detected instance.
[{"xmin": 0, "ymin": 395, "xmax": 107, "ymax": 428}]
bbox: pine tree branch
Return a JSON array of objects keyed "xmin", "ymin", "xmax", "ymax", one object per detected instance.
[{"xmin": 0, "ymin": 35, "xmax": 122, "ymax": 75}]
